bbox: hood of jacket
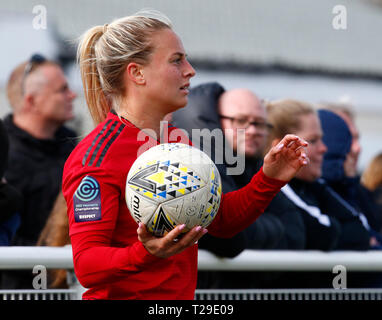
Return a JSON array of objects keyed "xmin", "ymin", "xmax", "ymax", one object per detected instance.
[
  {"xmin": 172, "ymin": 82, "xmax": 225, "ymax": 134},
  {"xmin": 318, "ymin": 109, "xmax": 352, "ymax": 183}
]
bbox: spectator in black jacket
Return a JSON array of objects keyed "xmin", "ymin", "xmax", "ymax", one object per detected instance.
[
  {"xmin": 320, "ymin": 103, "xmax": 361, "ymax": 179},
  {"xmin": 267, "ymin": 99, "xmax": 370, "ymax": 251},
  {"xmin": 172, "ymin": 82, "xmax": 288, "ymax": 288},
  {"xmin": 318, "ymin": 107, "xmax": 382, "ymax": 238},
  {"xmin": 0, "ymin": 119, "xmax": 22, "ymax": 246},
  {"xmin": 266, "ymin": 99, "xmax": 380, "ymax": 288},
  {"xmin": 318, "ymin": 109, "xmax": 382, "ymax": 246},
  {"xmin": 1, "ymin": 54, "xmax": 77, "ymax": 289}
]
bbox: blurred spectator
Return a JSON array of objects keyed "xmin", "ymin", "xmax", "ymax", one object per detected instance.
[
  {"xmin": 361, "ymin": 153, "xmax": 382, "ymax": 233},
  {"xmin": 320, "ymin": 103, "xmax": 361, "ymax": 178},
  {"xmin": 266, "ymin": 100, "xmax": 341, "ymax": 252},
  {"xmin": 321, "ymin": 103, "xmax": 382, "ymax": 233},
  {"xmin": 0, "ymin": 119, "xmax": 22, "ymax": 246},
  {"xmin": 172, "ymin": 82, "xmax": 285, "ymax": 288},
  {"xmin": 37, "ymin": 191, "xmax": 70, "ymax": 288},
  {"xmin": 266, "ymin": 99, "xmax": 376, "ymax": 288},
  {"xmin": 1, "ymin": 54, "xmax": 77, "ymax": 289},
  {"xmin": 321, "ymin": 103, "xmax": 382, "ymax": 237},
  {"xmin": 318, "ymin": 109, "xmax": 382, "ymax": 243}
]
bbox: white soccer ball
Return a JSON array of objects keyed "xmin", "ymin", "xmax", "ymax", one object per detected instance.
[{"xmin": 125, "ymin": 143, "xmax": 222, "ymax": 237}]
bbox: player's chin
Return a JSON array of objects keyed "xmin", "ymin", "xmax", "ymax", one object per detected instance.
[{"xmin": 177, "ymin": 97, "xmax": 188, "ymax": 109}]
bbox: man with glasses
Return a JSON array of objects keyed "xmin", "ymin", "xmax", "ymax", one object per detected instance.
[
  {"xmin": 218, "ymin": 88, "xmax": 272, "ymax": 160},
  {"xmin": 172, "ymin": 82, "xmax": 285, "ymax": 289},
  {"xmin": 1, "ymin": 54, "xmax": 77, "ymax": 289}
]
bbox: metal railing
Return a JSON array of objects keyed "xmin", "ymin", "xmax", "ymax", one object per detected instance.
[
  {"xmin": 1, "ymin": 246, "xmax": 382, "ymax": 300},
  {"xmin": 2, "ymin": 246, "xmax": 382, "ymax": 271},
  {"xmin": 194, "ymin": 288, "xmax": 382, "ymax": 300}
]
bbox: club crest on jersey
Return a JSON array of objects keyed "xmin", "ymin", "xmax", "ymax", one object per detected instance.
[{"xmin": 73, "ymin": 176, "xmax": 101, "ymax": 222}]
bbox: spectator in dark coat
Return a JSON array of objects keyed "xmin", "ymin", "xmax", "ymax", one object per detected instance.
[
  {"xmin": 319, "ymin": 109, "xmax": 382, "ymax": 247},
  {"xmin": 0, "ymin": 119, "xmax": 22, "ymax": 246},
  {"xmin": 1, "ymin": 54, "xmax": 77, "ymax": 289},
  {"xmin": 319, "ymin": 103, "xmax": 381, "ymax": 231},
  {"xmin": 266, "ymin": 99, "xmax": 380, "ymax": 288},
  {"xmin": 265, "ymin": 100, "xmax": 343, "ymax": 253},
  {"xmin": 172, "ymin": 82, "xmax": 291, "ymax": 288}
]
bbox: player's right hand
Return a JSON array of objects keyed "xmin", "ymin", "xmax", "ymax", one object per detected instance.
[{"xmin": 137, "ymin": 223, "xmax": 208, "ymax": 258}]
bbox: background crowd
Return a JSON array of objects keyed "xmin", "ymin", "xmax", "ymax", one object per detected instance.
[
  {"xmin": 0, "ymin": 1, "xmax": 382, "ymax": 292},
  {"xmin": 1, "ymin": 56, "xmax": 381, "ymax": 290}
]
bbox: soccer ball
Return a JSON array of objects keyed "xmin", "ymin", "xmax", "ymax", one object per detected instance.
[{"xmin": 125, "ymin": 143, "xmax": 222, "ymax": 237}]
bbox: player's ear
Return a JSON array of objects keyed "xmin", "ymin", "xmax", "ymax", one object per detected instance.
[{"xmin": 125, "ymin": 62, "xmax": 145, "ymax": 85}]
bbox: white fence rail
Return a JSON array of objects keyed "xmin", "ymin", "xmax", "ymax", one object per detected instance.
[
  {"xmin": 1, "ymin": 246, "xmax": 382, "ymax": 271},
  {"xmin": 197, "ymin": 249, "xmax": 382, "ymax": 271},
  {"xmin": 1, "ymin": 246, "xmax": 382, "ymax": 300}
]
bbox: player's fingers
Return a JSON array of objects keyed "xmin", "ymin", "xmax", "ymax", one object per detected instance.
[
  {"xmin": 268, "ymin": 135, "xmax": 298, "ymax": 159},
  {"xmin": 177, "ymin": 226, "xmax": 208, "ymax": 248},
  {"xmin": 276, "ymin": 134, "xmax": 308, "ymax": 153},
  {"xmin": 286, "ymin": 136, "xmax": 308, "ymax": 149},
  {"xmin": 137, "ymin": 222, "xmax": 152, "ymax": 243},
  {"xmin": 300, "ymin": 151, "xmax": 310, "ymax": 165},
  {"xmin": 164, "ymin": 224, "xmax": 186, "ymax": 244},
  {"xmin": 279, "ymin": 134, "xmax": 299, "ymax": 147},
  {"xmin": 290, "ymin": 144, "xmax": 309, "ymax": 164}
]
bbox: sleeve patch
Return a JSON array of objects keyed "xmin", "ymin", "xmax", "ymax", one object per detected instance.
[{"xmin": 73, "ymin": 175, "xmax": 102, "ymax": 222}]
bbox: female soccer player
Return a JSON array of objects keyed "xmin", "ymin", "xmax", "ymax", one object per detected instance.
[{"xmin": 62, "ymin": 10, "xmax": 308, "ymax": 299}]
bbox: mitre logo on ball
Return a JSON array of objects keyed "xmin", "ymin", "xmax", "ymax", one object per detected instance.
[{"xmin": 125, "ymin": 143, "xmax": 222, "ymax": 236}]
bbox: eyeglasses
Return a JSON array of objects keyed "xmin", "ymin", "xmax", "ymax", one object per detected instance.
[
  {"xmin": 24, "ymin": 53, "xmax": 46, "ymax": 76},
  {"xmin": 219, "ymin": 115, "xmax": 273, "ymax": 131},
  {"xmin": 22, "ymin": 53, "xmax": 47, "ymax": 94}
]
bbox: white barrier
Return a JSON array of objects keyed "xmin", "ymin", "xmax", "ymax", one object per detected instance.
[
  {"xmin": 197, "ymin": 249, "xmax": 382, "ymax": 271},
  {"xmin": 0, "ymin": 246, "xmax": 73, "ymax": 269},
  {"xmin": 1, "ymin": 246, "xmax": 382, "ymax": 300},
  {"xmin": 1, "ymin": 246, "xmax": 382, "ymax": 271}
]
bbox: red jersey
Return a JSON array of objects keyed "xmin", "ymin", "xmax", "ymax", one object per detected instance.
[{"xmin": 62, "ymin": 111, "xmax": 286, "ymax": 300}]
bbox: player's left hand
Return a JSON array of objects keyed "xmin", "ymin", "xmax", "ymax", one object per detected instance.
[{"xmin": 263, "ymin": 134, "xmax": 309, "ymax": 182}]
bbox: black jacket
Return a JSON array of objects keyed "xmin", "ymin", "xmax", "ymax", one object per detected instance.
[
  {"xmin": 3, "ymin": 114, "xmax": 77, "ymax": 245},
  {"xmin": 288, "ymin": 178, "xmax": 370, "ymax": 250},
  {"xmin": 0, "ymin": 119, "xmax": 22, "ymax": 245},
  {"xmin": 319, "ymin": 109, "xmax": 382, "ymax": 234}
]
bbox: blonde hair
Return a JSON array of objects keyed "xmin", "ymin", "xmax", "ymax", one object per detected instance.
[
  {"xmin": 361, "ymin": 153, "xmax": 382, "ymax": 191},
  {"xmin": 266, "ymin": 98, "xmax": 316, "ymax": 142},
  {"xmin": 77, "ymin": 10, "xmax": 172, "ymax": 125}
]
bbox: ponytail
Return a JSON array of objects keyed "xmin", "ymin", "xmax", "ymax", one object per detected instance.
[{"xmin": 77, "ymin": 26, "xmax": 110, "ymax": 125}]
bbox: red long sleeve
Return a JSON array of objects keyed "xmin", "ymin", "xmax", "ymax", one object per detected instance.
[{"xmin": 70, "ymin": 232, "xmax": 161, "ymax": 290}]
